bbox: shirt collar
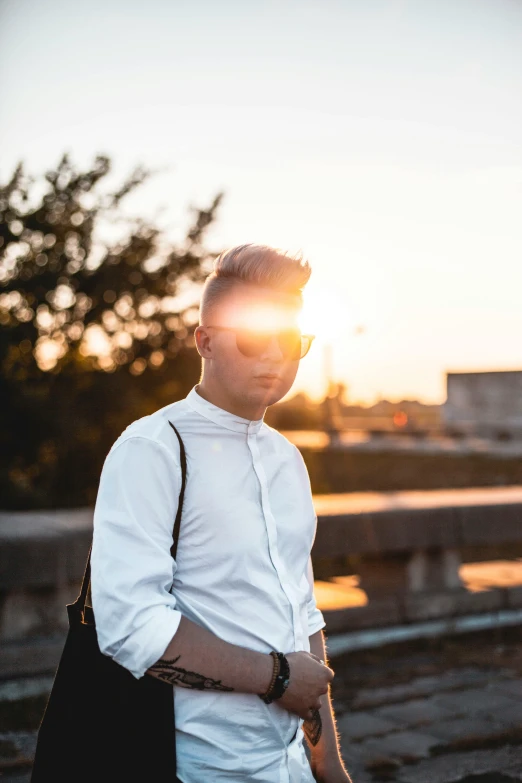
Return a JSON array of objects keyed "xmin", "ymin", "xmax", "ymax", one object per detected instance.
[{"xmin": 185, "ymin": 384, "xmax": 265, "ymax": 434}]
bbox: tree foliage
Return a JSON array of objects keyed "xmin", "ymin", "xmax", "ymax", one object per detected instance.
[{"xmin": 0, "ymin": 154, "xmax": 222, "ymax": 509}]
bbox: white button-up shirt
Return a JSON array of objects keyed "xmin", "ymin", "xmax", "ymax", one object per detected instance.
[{"xmin": 91, "ymin": 384, "xmax": 325, "ymax": 783}]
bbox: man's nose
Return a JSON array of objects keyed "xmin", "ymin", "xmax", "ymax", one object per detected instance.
[{"xmin": 260, "ymin": 334, "xmax": 284, "ymax": 361}]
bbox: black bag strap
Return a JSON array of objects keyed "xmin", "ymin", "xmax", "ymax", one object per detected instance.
[
  {"xmin": 76, "ymin": 422, "xmax": 188, "ymax": 615},
  {"xmin": 168, "ymin": 421, "xmax": 187, "ymax": 561}
]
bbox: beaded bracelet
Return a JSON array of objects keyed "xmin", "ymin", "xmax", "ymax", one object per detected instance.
[
  {"xmin": 259, "ymin": 651, "xmax": 280, "ymax": 704},
  {"xmin": 259, "ymin": 652, "xmax": 290, "ymax": 704}
]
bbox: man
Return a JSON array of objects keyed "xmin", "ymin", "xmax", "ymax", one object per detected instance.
[{"xmin": 91, "ymin": 244, "xmax": 352, "ymax": 782}]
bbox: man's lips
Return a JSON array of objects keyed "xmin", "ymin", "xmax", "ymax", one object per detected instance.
[{"xmin": 256, "ymin": 373, "xmax": 279, "ymax": 380}]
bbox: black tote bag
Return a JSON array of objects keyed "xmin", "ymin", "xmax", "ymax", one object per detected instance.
[{"xmin": 31, "ymin": 422, "xmax": 187, "ymax": 783}]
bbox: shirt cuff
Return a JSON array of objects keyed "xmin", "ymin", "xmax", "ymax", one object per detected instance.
[
  {"xmin": 104, "ymin": 605, "xmax": 183, "ymax": 680},
  {"xmin": 308, "ymin": 607, "xmax": 326, "ymax": 637}
]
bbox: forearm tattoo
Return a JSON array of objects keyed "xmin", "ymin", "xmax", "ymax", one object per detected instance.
[
  {"xmin": 303, "ymin": 708, "xmax": 322, "ymax": 746},
  {"xmin": 148, "ymin": 655, "xmax": 234, "ymax": 692}
]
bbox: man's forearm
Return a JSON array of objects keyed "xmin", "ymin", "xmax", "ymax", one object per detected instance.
[
  {"xmin": 146, "ymin": 615, "xmax": 273, "ymax": 695},
  {"xmin": 307, "ymin": 630, "xmax": 352, "ymax": 781}
]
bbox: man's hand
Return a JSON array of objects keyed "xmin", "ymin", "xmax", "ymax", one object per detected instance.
[{"xmin": 276, "ymin": 652, "xmax": 334, "ymax": 720}]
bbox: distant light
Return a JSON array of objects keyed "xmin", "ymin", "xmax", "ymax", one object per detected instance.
[
  {"xmin": 393, "ymin": 411, "xmax": 408, "ymax": 428},
  {"xmin": 130, "ymin": 357, "xmax": 147, "ymax": 375},
  {"xmin": 149, "ymin": 350, "xmax": 165, "ymax": 367}
]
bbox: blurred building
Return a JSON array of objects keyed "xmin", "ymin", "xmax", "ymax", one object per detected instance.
[{"xmin": 443, "ymin": 370, "xmax": 522, "ymax": 440}]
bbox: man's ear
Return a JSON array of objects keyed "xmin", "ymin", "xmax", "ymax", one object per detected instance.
[{"xmin": 194, "ymin": 326, "xmax": 212, "ymax": 359}]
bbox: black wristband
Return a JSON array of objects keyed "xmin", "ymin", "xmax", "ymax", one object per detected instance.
[{"xmin": 260, "ymin": 652, "xmax": 290, "ymax": 704}]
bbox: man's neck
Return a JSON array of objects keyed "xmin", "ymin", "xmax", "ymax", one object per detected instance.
[{"xmin": 195, "ymin": 380, "xmax": 265, "ymax": 421}]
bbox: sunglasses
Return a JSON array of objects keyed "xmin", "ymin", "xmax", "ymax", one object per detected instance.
[{"xmin": 206, "ymin": 326, "xmax": 315, "ymax": 360}]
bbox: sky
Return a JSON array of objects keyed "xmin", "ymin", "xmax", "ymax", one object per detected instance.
[{"xmin": 1, "ymin": 0, "xmax": 522, "ymax": 404}]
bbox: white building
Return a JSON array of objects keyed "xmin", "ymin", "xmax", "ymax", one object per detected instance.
[{"xmin": 443, "ymin": 370, "xmax": 522, "ymax": 440}]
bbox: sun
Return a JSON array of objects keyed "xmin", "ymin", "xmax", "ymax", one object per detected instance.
[{"xmin": 298, "ymin": 285, "xmax": 354, "ymax": 341}]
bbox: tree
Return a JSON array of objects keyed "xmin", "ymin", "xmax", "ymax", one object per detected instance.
[{"xmin": 0, "ymin": 154, "xmax": 222, "ymax": 509}]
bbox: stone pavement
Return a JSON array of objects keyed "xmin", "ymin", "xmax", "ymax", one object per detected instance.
[{"xmin": 330, "ymin": 625, "xmax": 522, "ymax": 782}]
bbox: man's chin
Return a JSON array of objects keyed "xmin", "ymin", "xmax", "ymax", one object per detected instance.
[{"xmin": 251, "ymin": 384, "xmax": 291, "ymax": 409}]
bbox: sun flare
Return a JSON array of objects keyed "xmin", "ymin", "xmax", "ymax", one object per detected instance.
[{"xmin": 298, "ymin": 285, "xmax": 356, "ymax": 341}]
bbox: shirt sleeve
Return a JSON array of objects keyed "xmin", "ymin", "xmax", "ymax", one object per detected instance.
[
  {"xmin": 306, "ymin": 555, "xmax": 326, "ymax": 636},
  {"xmin": 91, "ymin": 434, "xmax": 183, "ymax": 679}
]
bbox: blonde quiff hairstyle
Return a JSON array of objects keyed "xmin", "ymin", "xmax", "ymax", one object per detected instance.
[{"xmin": 199, "ymin": 243, "xmax": 311, "ymax": 325}]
